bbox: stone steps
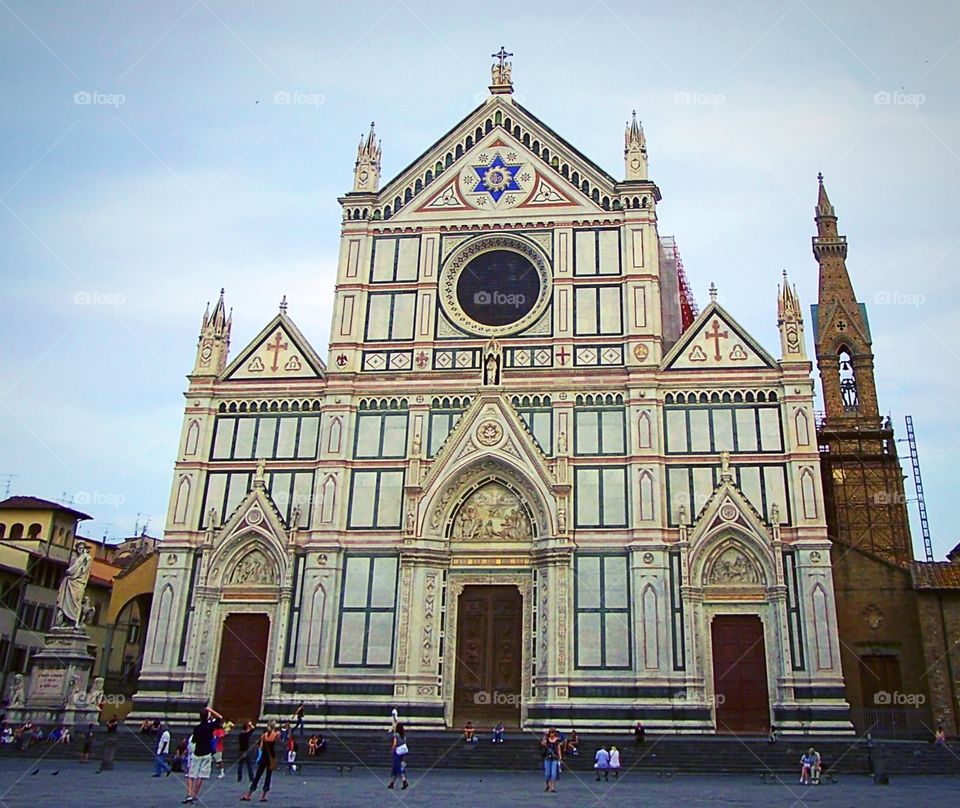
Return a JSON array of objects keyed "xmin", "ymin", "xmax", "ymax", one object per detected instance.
[{"xmin": 18, "ymin": 730, "xmax": 960, "ymax": 776}]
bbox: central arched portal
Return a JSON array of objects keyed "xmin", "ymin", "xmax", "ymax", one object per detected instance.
[
  {"xmin": 442, "ymin": 468, "xmax": 542, "ymax": 729},
  {"xmin": 453, "ymin": 584, "xmax": 523, "ymax": 727}
]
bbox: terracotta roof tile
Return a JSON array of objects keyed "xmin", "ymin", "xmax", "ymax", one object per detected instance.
[{"xmin": 910, "ymin": 562, "xmax": 960, "ymax": 590}]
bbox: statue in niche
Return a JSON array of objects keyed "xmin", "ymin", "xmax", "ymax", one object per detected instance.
[
  {"xmin": 708, "ymin": 547, "xmax": 759, "ymax": 585},
  {"xmin": 451, "ymin": 482, "xmax": 533, "ymax": 541},
  {"xmin": 483, "ymin": 338, "xmax": 502, "ymax": 385}
]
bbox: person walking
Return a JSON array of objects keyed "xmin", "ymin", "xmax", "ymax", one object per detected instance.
[
  {"xmin": 237, "ymin": 721, "xmax": 256, "ymax": 783},
  {"xmin": 292, "ymin": 703, "xmax": 305, "ymax": 736},
  {"xmin": 541, "ymin": 728, "xmax": 563, "ymax": 793},
  {"xmin": 242, "ymin": 721, "xmax": 279, "ymax": 802},
  {"xmin": 183, "ymin": 706, "xmax": 221, "ymax": 804},
  {"xmin": 153, "ymin": 723, "xmax": 171, "ymax": 777},
  {"xmin": 387, "ymin": 722, "xmax": 409, "ymax": 790}
]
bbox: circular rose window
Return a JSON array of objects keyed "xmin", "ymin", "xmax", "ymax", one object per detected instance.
[{"xmin": 440, "ymin": 235, "xmax": 551, "ymax": 336}]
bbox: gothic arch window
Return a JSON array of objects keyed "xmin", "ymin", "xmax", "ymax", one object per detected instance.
[
  {"xmin": 810, "ymin": 583, "xmax": 834, "ymax": 670},
  {"xmin": 184, "ymin": 420, "xmax": 200, "ymax": 456},
  {"xmin": 794, "ymin": 409, "xmax": 810, "ymax": 446},
  {"xmin": 800, "ymin": 467, "xmax": 818, "ymax": 519},
  {"xmin": 637, "ymin": 411, "xmax": 653, "ymax": 449},
  {"xmin": 638, "ymin": 470, "xmax": 654, "ymax": 522},
  {"xmin": 327, "ymin": 417, "xmax": 343, "ymax": 454},
  {"xmin": 150, "ymin": 584, "xmax": 175, "ymax": 665},
  {"xmin": 320, "ymin": 474, "xmax": 337, "ymax": 523},
  {"xmin": 173, "ymin": 476, "xmax": 191, "ymax": 524},
  {"xmin": 641, "ymin": 584, "xmax": 659, "ymax": 669},
  {"xmin": 838, "ymin": 347, "xmax": 858, "ymax": 410}
]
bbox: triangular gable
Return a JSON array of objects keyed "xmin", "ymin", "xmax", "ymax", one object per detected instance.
[
  {"xmin": 396, "ymin": 128, "xmax": 605, "ymax": 222},
  {"xmin": 810, "ymin": 300, "xmax": 872, "ymax": 351},
  {"xmin": 222, "ymin": 311, "xmax": 326, "ymax": 381},
  {"xmin": 689, "ymin": 473, "xmax": 770, "ymax": 544},
  {"xmin": 376, "ymin": 94, "xmax": 618, "ymax": 221},
  {"xmin": 686, "ymin": 470, "xmax": 776, "ymax": 588},
  {"xmin": 420, "ymin": 392, "xmax": 555, "ymax": 497},
  {"xmin": 661, "ymin": 301, "xmax": 776, "ymax": 371}
]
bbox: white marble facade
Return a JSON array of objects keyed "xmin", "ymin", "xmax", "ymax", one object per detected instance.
[{"xmin": 136, "ymin": 62, "xmax": 851, "ymax": 734}]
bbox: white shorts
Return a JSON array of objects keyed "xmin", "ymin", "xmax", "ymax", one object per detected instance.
[{"xmin": 188, "ymin": 754, "xmax": 212, "ymax": 779}]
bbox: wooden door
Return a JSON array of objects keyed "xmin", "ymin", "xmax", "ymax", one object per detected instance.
[
  {"xmin": 711, "ymin": 614, "xmax": 770, "ymax": 733},
  {"xmin": 859, "ymin": 654, "xmax": 902, "ymax": 708},
  {"xmin": 212, "ymin": 613, "xmax": 270, "ymax": 724},
  {"xmin": 453, "ymin": 586, "xmax": 522, "ymax": 726}
]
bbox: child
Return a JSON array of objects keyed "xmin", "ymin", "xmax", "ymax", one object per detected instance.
[
  {"xmin": 286, "ymin": 734, "xmax": 297, "ymax": 774},
  {"xmin": 213, "ymin": 721, "xmax": 226, "ymax": 779},
  {"xmin": 800, "ymin": 749, "xmax": 814, "ymax": 784}
]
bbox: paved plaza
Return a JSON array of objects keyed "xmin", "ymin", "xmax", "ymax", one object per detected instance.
[{"xmin": 0, "ymin": 756, "xmax": 954, "ymax": 807}]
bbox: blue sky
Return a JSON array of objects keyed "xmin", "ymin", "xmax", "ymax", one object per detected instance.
[{"xmin": 1, "ymin": 1, "xmax": 957, "ymax": 555}]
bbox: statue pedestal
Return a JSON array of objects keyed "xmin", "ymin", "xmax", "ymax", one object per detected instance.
[{"xmin": 10, "ymin": 628, "xmax": 100, "ymax": 727}]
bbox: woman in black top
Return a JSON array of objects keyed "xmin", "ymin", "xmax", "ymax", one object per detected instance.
[
  {"xmin": 242, "ymin": 721, "xmax": 279, "ymax": 802},
  {"xmin": 237, "ymin": 721, "xmax": 256, "ymax": 783}
]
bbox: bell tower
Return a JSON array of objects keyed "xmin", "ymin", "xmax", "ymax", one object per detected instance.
[{"xmin": 811, "ymin": 175, "xmax": 913, "ymax": 566}]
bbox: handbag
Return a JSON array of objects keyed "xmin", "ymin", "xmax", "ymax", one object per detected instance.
[{"xmin": 395, "ymin": 742, "xmax": 409, "ymax": 756}]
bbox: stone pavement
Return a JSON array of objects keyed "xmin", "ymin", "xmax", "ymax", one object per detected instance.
[{"xmin": 0, "ymin": 756, "xmax": 954, "ymax": 807}]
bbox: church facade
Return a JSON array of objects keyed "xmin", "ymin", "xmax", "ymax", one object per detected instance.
[{"xmin": 135, "ymin": 57, "xmax": 851, "ymax": 734}]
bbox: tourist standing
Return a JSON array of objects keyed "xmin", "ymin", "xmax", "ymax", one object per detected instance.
[
  {"xmin": 634, "ymin": 720, "xmax": 645, "ymax": 745},
  {"xmin": 153, "ymin": 723, "xmax": 171, "ymax": 777},
  {"xmin": 183, "ymin": 706, "xmax": 221, "ymax": 804},
  {"xmin": 293, "ymin": 703, "xmax": 305, "ymax": 735},
  {"xmin": 387, "ymin": 722, "xmax": 409, "ymax": 790},
  {"xmin": 541, "ymin": 728, "xmax": 563, "ymax": 793},
  {"xmin": 242, "ymin": 721, "xmax": 279, "ymax": 802},
  {"xmin": 80, "ymin": 724, "xmax": 94, "ymax": 763},
  {"xmin": 237, "ymin": 721, "xmax": 256, "ymax": 783}
]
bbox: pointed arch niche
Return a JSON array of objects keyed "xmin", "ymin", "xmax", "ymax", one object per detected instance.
[
  {"xmin": 425, "ymin": 457, "xmax": 552, "ymax": 540},
  {"xmin": 446, "ymin": 477, "xmax": 537, "ymax": 542}
]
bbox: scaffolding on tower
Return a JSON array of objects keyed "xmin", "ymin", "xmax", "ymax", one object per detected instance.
[{"xmin": 674, "ymin": 240, "xmax": 698, "ymax": 330}]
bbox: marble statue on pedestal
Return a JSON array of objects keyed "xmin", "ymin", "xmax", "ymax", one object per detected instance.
[{"xmin": 55, "ymin": 541, "xmax": 92, "ymax": 629}]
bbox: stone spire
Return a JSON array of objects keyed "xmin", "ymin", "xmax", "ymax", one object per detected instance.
[
  {"xmin": 193, "ymin": 288, "xmax": 232, "ymax": 376},
  {"xmin": 353, "ymin": 122, "xmax": 381, "ymax": 193},
  {"xmin": 489, "ymin": 46, "xmax": 514, "ymax": 95},
  {"xmin": 624, "ymin": 110, "xmax": 648, "ymax": 180},
  {"xmin": 777, "ymin": 270, "xmax": 806, "ymax": 360}
]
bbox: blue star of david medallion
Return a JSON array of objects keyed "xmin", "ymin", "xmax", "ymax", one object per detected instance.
[{"xmin": 472, "ymin": 153, "xmax": 523, "ymax": 202}]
